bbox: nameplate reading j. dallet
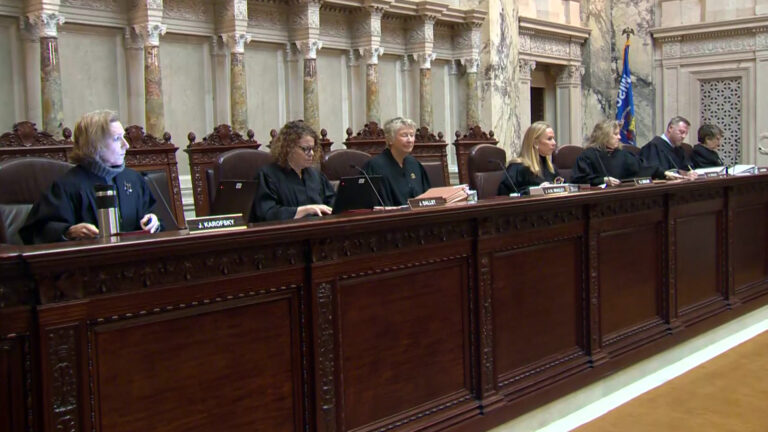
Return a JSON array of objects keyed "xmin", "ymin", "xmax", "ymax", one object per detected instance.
[
  {"xmin": 187, "ymin": 214, "xmax": 247, "ymax": 233},
  {"xmin": 408, "ymin": 197, "xmax": 447, "ymax": 209},
  {"xmin": 634, "ymin": 177, "xmax": 653, "ymax": 185}
]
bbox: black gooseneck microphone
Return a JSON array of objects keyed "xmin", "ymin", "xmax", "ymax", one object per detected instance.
[
  {"xmin": 596, "ymin": 151, "xmax": 610, "ymax": 179},
  {"xmin": 350, "ymin": 164, "xmax": 386, "ymax": 207},
  {"xmin": 141, "ymin": 171, "xmax": 175, "ymax": 231},
  {"xmin": 490, "ymin": 159, "xmax": 520, "ymax": 196}
]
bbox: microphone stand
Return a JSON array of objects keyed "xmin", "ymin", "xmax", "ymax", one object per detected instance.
[
  {"xmin": 141, "ymin": 171, "xmax": 176, "ymax": 230},
  {"xmin": 491, "ymin": 159, "xmax": 521, "ymax": 197}
]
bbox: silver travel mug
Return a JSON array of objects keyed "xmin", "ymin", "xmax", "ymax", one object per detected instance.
[{"xmin": 94, "ymin": 184, "xmax": 120, "ymax": 238}]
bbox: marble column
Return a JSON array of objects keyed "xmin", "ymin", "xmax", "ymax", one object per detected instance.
[
  {"xmin": 211, "ymin": 37, "xmax": 229, "ymax": 126},
  {"xmin": 299, "ymin": 40, "xmax": 322, "ymax": 133},
  {"xmin": 225, "ymin": 33, "xmax": 251, "ymax": 134},
  {"xmin": 31, "ymin": 13, "xmax": 65, "ymax": 136},
  {"xmin": 418, "ymin": 53, "xmax": 436, "ymax": 129},
  {"xmin": 364, "ymin": 47, "xmax": 383, "ymax": 124},
  {"xmin": 124, "ymin": 28, "xmax": 145, "ymax": 127},
  {"xmin": 517, "ymin": 58, "xmax": 536, "ymax": 135},
  {"xmin": 465, "ymin": 57, "xmax": 480, "ymax": 128},
  {"xmin": 138, "ymin": 24, "xmax": 167, "ymax": 138},
  {"xmin": 556, "ymin": 65, "xmax": 584, "ymax": 146}
]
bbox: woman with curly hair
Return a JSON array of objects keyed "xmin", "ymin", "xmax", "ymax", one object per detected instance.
[
  {"xmin": 497, "ymin": 121, "xmax": 561, "ymax": 196},
  {"xmin": 251, "ymin": 120, "xmax": 335, "ymax": 221}
]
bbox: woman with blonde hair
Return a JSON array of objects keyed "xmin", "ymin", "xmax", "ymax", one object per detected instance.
[
  {"xmin": 571, "ymin": 119, "xmax": 663, "ymax": 186},
  {"xmin": 497, "ymin": 121, "xmax": 560, "ymax": 195},
  {"xmin": 363, "ymin": 117, "xmax": 431, "ymax": 206},
  {"xmin": 21, "ymin": 110, "xmax": 159, "ymax": 243},
  {"xmin": 252, "ymin": 120, "xmax": 335, "ymax": 221}
]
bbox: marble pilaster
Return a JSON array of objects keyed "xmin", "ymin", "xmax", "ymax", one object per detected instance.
[
  {"xmin": 29, "ymin": 12, "xmax": 65, "ymax": 135},
  {"xmin": 297, "ymin": 40, "xmax": 322, "ymax": 132},
  {"xmin": 556, "ymin": 65, "xmax": 584, "ymax": 146},
  {"xmin": 124, "ymin": 28, "xmax": 145, "ymax": 127},
  {"xmin": 223, "ymin": 33, "xmax": 252, "ymax": 134},
  {"xmin": 517, "ymin": 58, "xmax": 536, "ymax": 135}
]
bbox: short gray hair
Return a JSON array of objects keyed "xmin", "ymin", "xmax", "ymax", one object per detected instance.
[
  {"xmin": 666, "ymin": 116, "xmax": 691, "ymax": 129},
  {"xmin": 383, "ymin": 117, "xmax": 417, "ymax": 144}
]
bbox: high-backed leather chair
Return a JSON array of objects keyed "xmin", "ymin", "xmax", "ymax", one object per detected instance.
[
  {"xmin": 0, "ymin": 157, "xmax": 73, "ymax": 244},
  {"xmin": 468, "ymin": 144, "xmax": 507, "ymax": 199},
  {"xmin": 343, "ymin": 121, "xmax": 387, "ymax": 156},
  {"xmin": 211, "ymin": 148, "xmax": 273, "ymax": 203},
  {"xmin": 185, "ymin": 125, "xmax": 261, "ymax": 217},
  {"xmin": 553, "ymin": 145, "xmax": 584, "ymax": 182},
  {"xmin": 453, "ymin": 126, "xmax": 499, "ymax": 185},
  {"xmin": 321, "ymin": 149, "xmax": 371, "ymax": 181},
  {"xmin": 413, "ymin": 127, "xmax": 449, "ymax": 187},
  {"xmin": 123, "ymin": 125, "xmax": 185, "ymax": 230}
]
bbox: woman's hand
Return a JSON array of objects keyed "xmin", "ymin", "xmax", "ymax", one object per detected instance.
[
  {"xmin": 140, "ymin": 213, "xmax": 160, "ymax": 233},
  {"xmin": 65, "ymin": 223, "xmax": 99, "ymax": 240},
  {"xmin": 604, "ymin": 176, "xmax": 621, "ymax": 186},
  {"xmin": 295, "ymin": 204, "xmax": 333, "ymax": 219}
]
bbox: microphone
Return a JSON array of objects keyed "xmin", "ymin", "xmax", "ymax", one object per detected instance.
[
  {"xmin": 350, "ymin": 164, "xmax": 386, "ymax": 207},
  {"xmin": 141, "ymin": 171, "xmax": 174, "ymax": 230},
  {"xmin": 490, "ymin": 159, "xmax": 520, "ymax": 196}
]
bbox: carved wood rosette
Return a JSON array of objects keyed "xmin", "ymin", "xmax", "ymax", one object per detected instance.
[
  {"xmin": 39, "ymin": 322, "xmax": 86, "ymax": 432},
  {"xmin": 343, "ymin": 122, "xmax": 386, "ymax": 156}
]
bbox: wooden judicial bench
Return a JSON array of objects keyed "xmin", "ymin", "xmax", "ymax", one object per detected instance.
[{"xmin": 2, "ymin": 175, "xmax": 768, "ymax": 432}]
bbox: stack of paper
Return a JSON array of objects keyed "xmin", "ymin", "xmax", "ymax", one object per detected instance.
[{"xmin": 416, "ymin": 185, "xmax": 469, "ymax": 203}]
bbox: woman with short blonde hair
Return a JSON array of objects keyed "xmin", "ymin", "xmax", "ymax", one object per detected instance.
[
  {"xmin": 362, "ymin": 116, "xmax": 431, "ymax": 206},
  {"xmin": 497, "ymin": 121, "xmax": 560, "ymax": 195},
  {"xmin": 21, "ymin": 110, "xmax": 159, "ymax": 243}
]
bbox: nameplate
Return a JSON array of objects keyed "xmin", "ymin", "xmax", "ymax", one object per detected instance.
[
  {"xmin": 187, "ymin": 214, "xmax": 247, "ymax": 233},
  {"xmin": 408, "ymin": 197, "xmax": 447, "ymax": 209},
  {"xmin": 541, "ymin": 185, "xmax": 569, "ymax": 195},
  {"xmin": 634, "ymin": 177, "xmax": 653, "ymax": 185},
  {"xmin": 759, "ymin": 167, "xmax": 768, "ymax": 173},
  {"xmin": 705, "ymin": 172, "xmax": 726, "ymax": 178}
]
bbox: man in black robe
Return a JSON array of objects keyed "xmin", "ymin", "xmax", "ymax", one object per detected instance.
[{"xmin": 639, "ymin": 116, "xmax": 695, "ymax": 173}]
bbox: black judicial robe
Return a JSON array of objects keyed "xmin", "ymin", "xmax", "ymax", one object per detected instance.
[
  {"xmin": 251, "ymin": 162, "xmax": 336, "ymax": 222},
  {"xmin": 571, "ymin": 147, "xmax": 664, "ymax": 186},
  {"xmin": 639, "ymin": 136, "xmax": 693, "ymax": 171},
  {"xmin": 20, "ymin": 165, "xmax": 156, "ymax": 244},
  {"xmin": 497, "ymin": 155, "xmax": 559, "ymax": 196},
  {"xmin": 691, "ymin": 144, "xmax": 724, "ymax": 168},
  {"xmin": 362, "ymin": 148, "xmax": 431, "ymax": 206}
]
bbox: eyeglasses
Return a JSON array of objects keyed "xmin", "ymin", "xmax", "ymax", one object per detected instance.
[{"xmin": 297, "ymin": 145, "xmax": 315, "ymax": 156}]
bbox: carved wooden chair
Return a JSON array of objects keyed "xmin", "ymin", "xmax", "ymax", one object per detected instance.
[
  {"xmin": 268, "ymin": 125, "xmax": 334, "ymax": 155},
  {"xmin": 453, "ymin": 126, "xmax": 499, "ymax": 185},
  {"xmin": 343, "ymin": 121, "xmax": 387, "ymax": 156},
  {"xmin": 123, "ymin": 125, "xmax": 186, "ymax": 229},
  {"xmin": 184, "ymin": 124, "xmax": 261, "ymax": 217},
  {"xmin": 413, "ymin": 127, "xmax": 450, "ymax": 187},
  {"xmin": 0, "ymin": 121, "xmax": 72, "ymax": 163}
]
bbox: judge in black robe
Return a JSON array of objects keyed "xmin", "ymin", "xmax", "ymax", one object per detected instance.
[
  {"xmin": 691, "ymin": 124, "xmax": 725, "ymax": 168},
  {"xmin": 639, "ymin": 117, "xmax": 695, "ymax": 173},
  {"xmin": 497, "ymin": 121, "xmax": 560, "ymax": 196},
  {"xmin": 362, "ymin": 117, "xmax": 431, "ymax": 206},
  {"xmin": 20, "ymin": 111, "xmax": 159, "ymax": 244},
  {"xmin": 251, "ymin": 120, "xmax": 336, "ymax": 222}
]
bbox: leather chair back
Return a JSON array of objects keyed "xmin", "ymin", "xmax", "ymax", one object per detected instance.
[
  {"xmin": 210, "ymin": 148, "xmax": 273, "ymax": 204},
  {"xmin": 321, "ymin": 149, "xmax": 372, "ymax": 181},
  {"xmin": 0, "ymin": 157, "xmax": 73, "ymax": 244},
  {"xmin": 553, "ymin": 145, "xmax": 584, "ymax": 182},
  {"xmin": 468, "ymin": 144, "xmax": 507, "ymax": 199},
  {"xmin": 622, "ymin": 144, "xmax": 641, "ymax": 155}
]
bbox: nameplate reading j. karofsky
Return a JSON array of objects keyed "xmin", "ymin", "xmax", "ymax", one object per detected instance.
[{"xmin": 187, "ymin": 214, "xmax": 247, "ymax": 233}]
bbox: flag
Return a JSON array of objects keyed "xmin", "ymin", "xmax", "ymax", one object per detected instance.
[{"xmin": 615, "ymin": 39, "xmax": 636, "ymax": 145}]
